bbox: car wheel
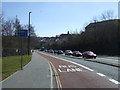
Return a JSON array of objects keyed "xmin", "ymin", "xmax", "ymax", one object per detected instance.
[{"xmin": 83, "ymin": 56, "xmax": 86, "ymax": 59}]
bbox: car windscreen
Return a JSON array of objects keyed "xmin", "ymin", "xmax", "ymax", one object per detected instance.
[{"xmin": 74, "ymin": 51, "xmax": 80, "ymax": 53}]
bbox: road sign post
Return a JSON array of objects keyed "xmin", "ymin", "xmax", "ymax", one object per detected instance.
[
  {"xmin": 17, "ymin": 30, "xmax": 28, "ymax": 70},
  {"xmin": 28, "ymin": 12, "xmax": 32, "ymax": 55}
]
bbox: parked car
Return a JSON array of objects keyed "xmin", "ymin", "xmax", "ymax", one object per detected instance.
[
  {"xmin": 82, "ymin": 51, "xmax": 97, "ymax": 59},
  {"xmin": 54, "ymin": 50, "xmax": 58, "ymax": 54},
  {"xmin": 49, "ymin": 50, "xmax": 54, "ymax": 53},
  {"xmin": 44, "ymin": 49, "xmax": 48, "ymax": 52},
  {"xmin": 57, "ymin": 50, "xmax": 64, "ymax": 54},
  {"xmin": 72, "ymin": 51, "xmax": 82, "ymax": 57},
  {"xmin": 65, "ymin": 50, "xmax": 73, "ymax": 55}
]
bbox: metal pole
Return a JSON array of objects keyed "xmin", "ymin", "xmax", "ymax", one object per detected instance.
[
  {"xmin": 21, "ymin": 37, "xmax": 23, "ymax": 70},
  {"xmin": 28, "ymin": 12, "xmax": 32, "ymax": 55}
]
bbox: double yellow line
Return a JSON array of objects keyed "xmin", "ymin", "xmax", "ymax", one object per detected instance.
[{"xmin": 49, "ymin": 61, "xmax": 62, "ymax": 89}]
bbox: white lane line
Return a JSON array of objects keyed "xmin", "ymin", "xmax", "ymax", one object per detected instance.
[
  {"xmin": 58, "ymin": 69, "xmax": 62, "ymax": 72},
  {"xmin": 97, "ymin": 73, "xmax": 106, "ymax": 77},
  {"xmin": 39, "ymin": 52, "xmax": 120, "ymax": 85},
  {"xmin": 48, "ymin": 54, "xmax": 94, "ymax": 72},
  {"xmin": 54, "ymin": 55, "xmax": 120, "ymax": 85},
  {"xmin": 48, "ymin": 62, "xmax": 53, "ymax": 88},
  {"xmin": 96, "ymin": 72, "xmax": 120, "ymax": 85},
  {"xmin": 68, "ymin": 61, "xmax": 94, "ymax": 72},
  {"xmin": 49, "ymin": 62, "xmax": 62, "ymax": 88},
  {"xmin": 109, "ymin": 79, "xmax": 120, "ymax": 84}
]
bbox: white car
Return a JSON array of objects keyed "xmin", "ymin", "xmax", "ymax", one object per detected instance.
[{"xmin": 65, "ymin": 50, "xmax": 73, "ymax": 55}]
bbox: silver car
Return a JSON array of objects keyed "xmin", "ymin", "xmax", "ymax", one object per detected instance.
[{"xmin": 65, "ymin": 50, "xmax": 73, "ymax": 55}]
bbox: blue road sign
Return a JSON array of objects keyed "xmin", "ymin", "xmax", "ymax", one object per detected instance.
[{"xmin": 17, "ymin": 30, "xmax": 28, "ymax": 37}]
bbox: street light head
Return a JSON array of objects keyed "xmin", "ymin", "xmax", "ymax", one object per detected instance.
[{"xmin": 29, "ymin": 12, "xmax": 32, "ymax": 13}]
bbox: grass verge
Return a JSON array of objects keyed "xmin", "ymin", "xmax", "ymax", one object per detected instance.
[{"xmin": 2, "ymin": 54, "xmax": 32, "ymax": 80}]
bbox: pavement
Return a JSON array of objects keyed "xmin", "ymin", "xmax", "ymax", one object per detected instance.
[
  {"xmin": 1, "ymin": 51, "xmax": 119, "ymax": 89},
  {"xmin": 2, "ymin": 52, "xmax": 52, "ymax": 88}
]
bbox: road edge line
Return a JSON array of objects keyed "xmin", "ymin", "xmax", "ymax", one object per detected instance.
[
  {"xmin": 50, "ymin": 54, "xmax": 120, "ymax": 85},
  {"xmin": 48, "ymin": 62, "xmax": 53, "ymax": 88},
  {"xmin": 38, "ymin": 51, "xmax": 120, "ymax": 85},
  {"xmin": 109, "ymin": 79, "xmax": 120, "ymax": 85}
]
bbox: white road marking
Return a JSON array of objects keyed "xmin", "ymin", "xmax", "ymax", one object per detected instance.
[
  {"xmin": 96, "ymin": 72, "xmax": 120, "ymax": 85},
  {"xmin": 50, "ymin": 55, "xmax": 94, "ymax": 72},
  {"xmin": 97, "ymin": 73, "xmax": 106, "ymax": 77},
  {"xmin": 48, "ymin": 62, "xmax": 53, "ymax": 88},
  {"xmin": 58, "ymin": 68, "xmax": 82, "ymax": 73},
  {"xmin": 109, "ymin": 79, "xmax": 120, "ymax": 84},
  {"xmin": 58, "ymin": 69, "xmax": 62, "ymax": 72},
  {"xmin": 49, "ymin": 62, "xmax": 62, "ymax": 88},
  {"xmin": 59, "ymin": 65, "xmax": 67, "ymax": 68},
  {"xmin": 39, "ymin": 52, "xmax": 120, "ymax": 85},
  {"xmin": 69, "ymin": 61, "xmax": 94, "ymax": 72}
]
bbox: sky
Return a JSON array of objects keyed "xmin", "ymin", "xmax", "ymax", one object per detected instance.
[{"xmin": 2, "ymin": 2, "xmax": 118, "ymax": 37}]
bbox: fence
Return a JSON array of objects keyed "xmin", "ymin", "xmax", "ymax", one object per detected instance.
[{"xmin": 2, "ymin": 48, "xmax": 29, "ymax": 57}]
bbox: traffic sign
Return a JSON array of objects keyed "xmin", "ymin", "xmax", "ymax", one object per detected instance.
[{"xmin": 17, "ymin": 30, "xmax": 28, "ymax": 37}]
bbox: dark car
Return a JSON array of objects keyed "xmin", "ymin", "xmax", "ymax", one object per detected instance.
[
  {"xmin": 72, "ymin": 51, "xmax": 82, "ymax": 57},
  {"xmin": 49, "ymin": 50, "xmax": 54, "ymax": 53},
  {"xmin": 82, "ymin": 51, "xmax": 97, "ymax": 59},
  {"xmin": 44, "ymin": 49, "xmax": 48, "ymax": 52},
  {"xmin": 57, "ymin": 50, "xmax": 64, "ymax": 54},
  {"xmin": 65, "ymin": 50, "xmax": 73, "ymax": 55}
]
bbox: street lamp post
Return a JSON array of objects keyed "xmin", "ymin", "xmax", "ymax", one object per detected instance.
[{"xmin": 28, "ymin": 12, "xmax": 32, "ymax": 55}]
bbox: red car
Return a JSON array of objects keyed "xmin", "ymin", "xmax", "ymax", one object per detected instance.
[
  {"xmin": 72, "ymin": 51, "xmax": 82, "ymax": 57},
  {"xmin": 82, "ymin": 51, "xmax": 97, "ymax": 59}
]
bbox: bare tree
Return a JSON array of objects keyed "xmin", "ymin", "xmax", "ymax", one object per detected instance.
[
  {"xmin": 0, "ymin": 13, "xmax": 3, "ymax": 35},
  {"xmin": 90, "ymin": 10, "xmax": 115, "ymax": 23},
  {"xmin": 2, "ymin": 19, "xmax": 15, "ymax": 36},
  {"xmin": 99, "ymin": 10, "xmax": 114, "ymax": 21},
  {"xmin": 14, "ymin": 16, "xmax": 22, "ymax": 36},
  {"xmin": 22, "ymin": 24, "xmax": 36, "ymax": 37},
  {"xmin": 92, "ymin": 17, "xmax": 98, "ymax": 23}
]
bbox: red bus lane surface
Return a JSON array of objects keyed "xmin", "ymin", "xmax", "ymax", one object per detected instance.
[{"xmin": 36, "ymin": 52, "xmax": 118, "ymax": 88}]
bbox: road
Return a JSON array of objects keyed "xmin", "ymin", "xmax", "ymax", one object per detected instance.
[
  {"xmin": 42, "ymin": 51, "xmax": 119, "ymax": 81},
  {"xmin": 37, "ymin": 51, "xmax": 119, "ymax": 88},
  {"xmin": 2, "ymin": 51, "xmax": 119, "ymax": 89}
]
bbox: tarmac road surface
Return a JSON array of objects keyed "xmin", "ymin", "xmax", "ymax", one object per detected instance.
[
  {"xmin": 36, "ymin": 51, "xmax": 119, "ymax": 88},
  {"xmin": 42, "ymin": 51, "xmax": 119, "ymax": 82}
]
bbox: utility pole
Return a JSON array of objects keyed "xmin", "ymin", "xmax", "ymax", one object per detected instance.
[{"xmin": 28, "ymin": 12, "xmax": 32, "ymax": 55}]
